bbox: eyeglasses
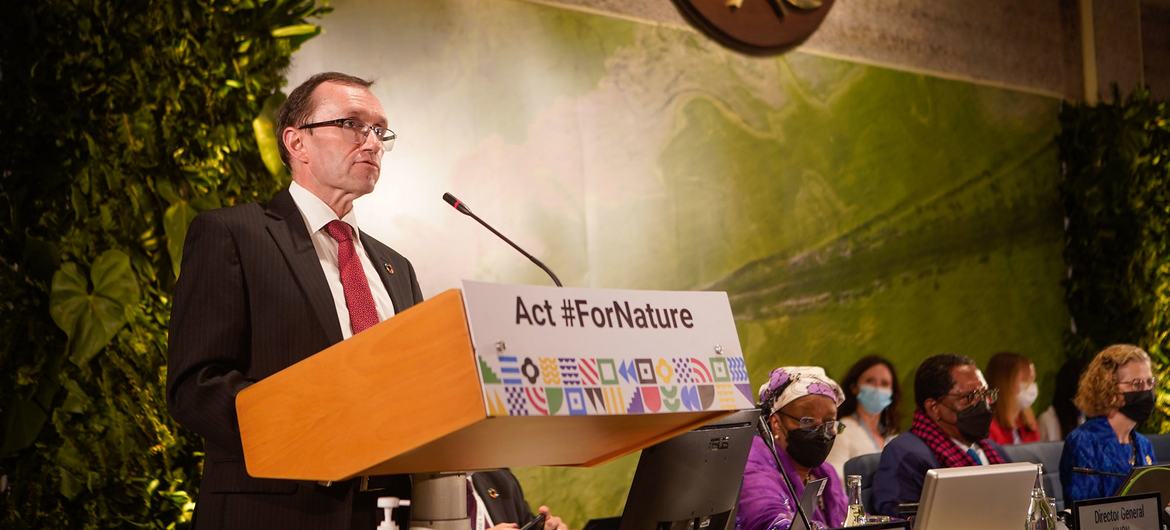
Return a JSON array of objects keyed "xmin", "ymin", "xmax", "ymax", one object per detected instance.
[
  {"xmin": 1118, "ymin": 377, "xmax": 1157, "ymax": 391},
  {"xmin": 945, "ymin": 387, "xmax": 999, "ymax": 406},
  {"xmin": 299, "ymin": 118, "xmax": 396, "ymax": 151},
  {"xmin": 778, "ymin": 411, "xmax": 845, "ymax": 436}
]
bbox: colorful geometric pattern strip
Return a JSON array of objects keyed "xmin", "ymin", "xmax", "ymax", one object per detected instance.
[{"xmin": 479, "ymin": 355, "xmax": 753, "ymax": 416}]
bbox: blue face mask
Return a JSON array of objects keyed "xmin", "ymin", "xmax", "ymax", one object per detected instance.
[{"xmin": 857, "ymin": 384, "xmax": 893, "ymax": 415}]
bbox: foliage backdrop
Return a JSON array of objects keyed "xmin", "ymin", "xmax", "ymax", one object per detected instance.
[
  {"xmin": 0, "ymin": 1, "xmax": 325, "ymax": 527},
  {"xmin": 1059, "ymin": 89, "xmax": 1170, "ymax": 430}
]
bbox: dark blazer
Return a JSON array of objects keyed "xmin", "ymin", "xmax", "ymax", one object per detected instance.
[
  {"xmin": 471, "ymin": 470, "xmax": 538, "ymax": 527},
  {"xmin": 871, "ymin": 431, "xmax": 1010, "ymax": 516},
  {"xmin": 167, "ymin": 189, "xmax": 424, "ymax": 530}
]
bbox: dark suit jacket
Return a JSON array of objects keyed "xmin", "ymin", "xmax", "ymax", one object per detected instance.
[
  {"xmin": 471, "ymin": 470, "xmax": 538, "ymax": 527},
  {"xmin": 167, "ymin": 189, "xmax": 424, "ymax": 530},
  {"xmin": 871, "ymin": 431, "xmax": 1010, "ymax": 516}
]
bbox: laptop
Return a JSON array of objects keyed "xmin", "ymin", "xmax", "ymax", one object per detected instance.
[{"xmin": 912, "ymin": 462, "xmax": 1037, "ymax": 530}]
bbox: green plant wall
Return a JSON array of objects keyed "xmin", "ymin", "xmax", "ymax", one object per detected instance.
[
  {"xmin": 0, "ymin": 1, "xmax": 326, "ymax": 527},
  {"xmin": 1059, "ymin": 89, "xmax": 1170, "ymax": 431}
]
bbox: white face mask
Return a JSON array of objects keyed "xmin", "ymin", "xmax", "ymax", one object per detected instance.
[{"xmin": 1017, "ymin": 382, "xmax": 1038, "ymax": 409}]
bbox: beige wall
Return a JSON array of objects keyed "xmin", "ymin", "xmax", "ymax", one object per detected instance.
[{"xmin": 544, "ymin": 0, "xmax": 1170, "ymax": 101}]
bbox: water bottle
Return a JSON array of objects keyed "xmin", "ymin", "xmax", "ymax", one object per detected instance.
[
  {"xmin": 1025, "ymin": 464, "xmax": 1057, "ymax": 530},
  {"xmin": 843, "ymin": 474, "xmax": 866, "ymax": 527}
]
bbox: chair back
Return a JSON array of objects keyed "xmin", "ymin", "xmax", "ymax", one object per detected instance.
[
  {"xmin": 842, "ymin": 452, "xmax": 883, "ymax": 513},
  {"xmin": 1147, "ymin": 433, "xmax": 1170, "ymax": 465},
  {"xmin": 1001, "ymin": 441, "xmax": 1064, "ymax": 510}
]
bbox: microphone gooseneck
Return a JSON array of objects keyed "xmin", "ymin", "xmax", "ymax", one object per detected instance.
[
  {"xmin": 442, "ymin": 192, "xmax": 564, "ymax": 287},
  {"xmin": 757, "ymin": 409, "xmax": 814, "ymax": 530},
  {"xmin": 1071, "ymin": 466, "xmax": 1129, "ymax": 478}
]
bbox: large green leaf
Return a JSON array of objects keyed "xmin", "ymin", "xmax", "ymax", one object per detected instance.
[
  {"xmin": 164, "ymin": 201, "xmax": 198, "ymax": 278},
  {"xmin": 252, "ymin": 91, "xmax": 289, "ymax": 180},
  {"xmin": 0, "ymin": 396, "xmax": 52, "ymax": 457},
  {"xmin": 55, "ymin": 441, "xmax": 87, "ymax": 500},
  {"xmin": 49, "ymin": 250, "xmax": 141, "ymax": 365},
  {"xmin": 270, "ymin": 23, "xmax": 318, "ymax": 38}
]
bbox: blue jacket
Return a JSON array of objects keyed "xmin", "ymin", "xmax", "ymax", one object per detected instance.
[
  {"xmin": 871, "ymin": 431, "xmax": 1010, "ymax": 516},
  {"xmin": 1059, "ymin": 416, "xmax": 1156, "ymax": 504}
]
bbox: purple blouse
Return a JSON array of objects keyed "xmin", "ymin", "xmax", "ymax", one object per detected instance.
[{"xmin": 736, "ymin": 437, "xmax": 848, "ymax": 530}]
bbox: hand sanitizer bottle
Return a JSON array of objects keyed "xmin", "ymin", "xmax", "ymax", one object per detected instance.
[{"xmin": 377, "ymin": 497, "xmax": 411, "ymax": 530}]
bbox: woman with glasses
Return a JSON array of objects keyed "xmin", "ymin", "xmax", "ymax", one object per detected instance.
[
  {"xmin": 738, "ymin": 366, "xmax": 847, "ymax": 530},
  {"xmin": 1059, "ymin": 344, "xmax": 1158, "ymax": 503},
  {"xmin": 985, "ymin": 352, "xmax": 1041, "ymax": 445}
]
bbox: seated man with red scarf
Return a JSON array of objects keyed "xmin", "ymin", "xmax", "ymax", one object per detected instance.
[{"xmin": 872, "ymin": 353, "xmax": 1012, "ymax": 516}]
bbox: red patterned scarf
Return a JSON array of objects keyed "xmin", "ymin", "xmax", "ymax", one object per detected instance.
[{"xmin": 909, "ymin": 408, "xmax": 1005, "ymax": 468}]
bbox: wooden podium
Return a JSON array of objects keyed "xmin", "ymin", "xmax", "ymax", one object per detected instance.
[{"xmin": 236, "ymin": 282, "xmax": 755, "ymax": 482}]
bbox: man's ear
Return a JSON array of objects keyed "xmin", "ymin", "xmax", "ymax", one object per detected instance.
[
  {"xmin": 924, "ymin": 398, "xmax": 939, "ymax": 420},
  {"xmin": 283, "ymin": 127, "xmax": 310, "ymax": 164}
]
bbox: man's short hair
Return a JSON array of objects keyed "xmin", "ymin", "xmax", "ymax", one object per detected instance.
[
  {"xmin": 276, "ymin": 72, "xmax": 374, "ymax": 168},
  {"xmin": 914, "ymin": 353, "xmax": 976, "ymax": 408}
]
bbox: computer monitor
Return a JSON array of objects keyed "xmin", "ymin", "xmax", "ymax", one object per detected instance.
[
  {"xmin": 615, "ymin": 409, "xmax": 759, "ymax": 530},
  {"xmin": 912, "ymin": 462, "xmax": 1037, "ymax": 530}
]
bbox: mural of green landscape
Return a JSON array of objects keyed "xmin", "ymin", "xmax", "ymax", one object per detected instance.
[{"xmin": 291, "ymin": 0, "xmax": 1067, "ymax": 526}]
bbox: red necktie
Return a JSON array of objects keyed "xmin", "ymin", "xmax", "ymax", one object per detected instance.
[{"xmin": 324, "ymin": 220, "xmax": 379, "ymax": 335}]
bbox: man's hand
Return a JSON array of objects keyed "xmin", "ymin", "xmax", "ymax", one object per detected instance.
[
  {"xmin": 537, "ymin": 506, "xmax": 568, "ymax": 530},
  {"xmin": 489, "ymin": 524, "xmax": 518, "ymax": 530}
]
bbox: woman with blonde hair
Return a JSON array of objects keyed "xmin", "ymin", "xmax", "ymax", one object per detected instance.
[
  {"xmin": 985, "ymin": 352, "xmax": 1040, "ymax": 445},
  {"xmin": 1058, "ymin": 344, "xmax": 1159, "ymax": 503}
]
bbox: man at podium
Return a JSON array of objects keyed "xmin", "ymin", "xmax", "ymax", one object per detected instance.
[{"xmin": 167, "ymin": 72, "xmax": 424, "ymax": 530}]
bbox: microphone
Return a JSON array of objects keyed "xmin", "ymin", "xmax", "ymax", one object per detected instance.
[
  {"xmin": 1072, "ymin": 467, "xmax": 1129, "ymax": 478},
  {"xmin": 756, "ymin": 409, "xmax": 814, "ymax": 530},
  {"xmin": 442, "ymin": 192, "xmax": 564, "ymax": 287}
]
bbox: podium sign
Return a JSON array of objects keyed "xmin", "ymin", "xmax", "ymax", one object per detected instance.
[
  {"xmin": 463, "ymin": 281, "xmax": 754, "ymax": 416},
  {"xmin": 237, "ymin": 283, "xmax": 752, "ymax": 481}
]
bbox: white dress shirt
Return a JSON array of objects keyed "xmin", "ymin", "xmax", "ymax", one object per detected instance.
[
  {"xmin": 288, "ymin": 181, "xmax": 395, "ymax": 338},
  {"xmin": 951, "ymin": 437, "xmax": 988, "ymax": 465},
  {"xmin": 467, "ymin": 474, "xmax": 494, "ymax": 530}
]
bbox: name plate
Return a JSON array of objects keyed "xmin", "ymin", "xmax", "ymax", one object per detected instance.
[
  {"xmin": 461, "ymin": 281, "xmax": 754, "ymax": 417},
  {"xmin": 1074, "ymin": 493, "xmax": 1162, "ymax": 530}
]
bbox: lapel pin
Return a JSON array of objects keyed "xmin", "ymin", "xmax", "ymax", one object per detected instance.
[
  {"xmin": 487, "ymin": 488, "xmax": 500, "ymax": 499},
  {"xmin": 384, "ymin": 262, "xmax": 395, "ymax": 275}
]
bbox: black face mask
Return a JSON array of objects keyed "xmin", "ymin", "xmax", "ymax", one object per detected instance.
[
  {"xmin": 950, "ymin": 400, "xmax": 993, "ymax": 443},
  {"xmin": 1120, "ymin": 390, "xmax": 1155, "ymax": 424},
  {"xmin": 785, "ymin": 428, "xmax": 835, "ymax": 468}
]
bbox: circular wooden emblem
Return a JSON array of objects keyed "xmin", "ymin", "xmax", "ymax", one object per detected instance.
[{"xmin": 671, "ymin": 0, "xmax": 836, "ymax": 55}]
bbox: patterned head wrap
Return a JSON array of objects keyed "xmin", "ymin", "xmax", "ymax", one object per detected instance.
[{"xmin": 757, "ymin": 366, "xmax": 845, "ymax": 416}]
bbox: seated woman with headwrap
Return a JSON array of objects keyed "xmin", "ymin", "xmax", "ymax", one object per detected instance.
[{"xmin": 737, "ymin": 367, "xmax": 847, "ymax": 530}]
